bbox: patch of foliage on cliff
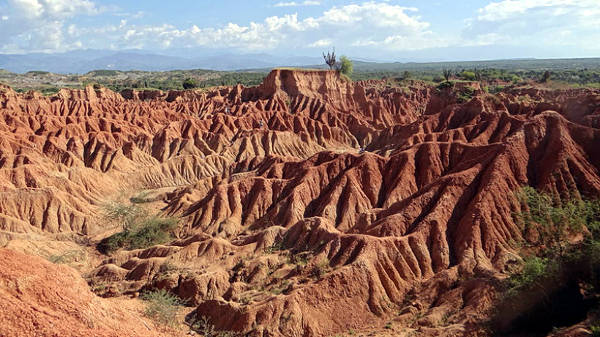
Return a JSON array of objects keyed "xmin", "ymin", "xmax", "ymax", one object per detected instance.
[
  {"xmin": 491, "ymin": 187, "xmax": 600, "ymax": 335},
  {"xmin": 338, "ymin": 56, "xmax": 353, "ymax": 76}
]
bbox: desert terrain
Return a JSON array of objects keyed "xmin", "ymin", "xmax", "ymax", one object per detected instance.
[{"xmin": 1, "ymin": 69, "xmax": 600, "ymax": 337}]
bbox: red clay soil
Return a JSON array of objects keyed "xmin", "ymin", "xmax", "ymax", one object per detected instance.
[
  {"xmin": 0, "ymin": 248, "xmax": 172, "ymax": 337},
  {"xmin": 1, "ymin": 70, "xmax": 600, "ymax": 336}
]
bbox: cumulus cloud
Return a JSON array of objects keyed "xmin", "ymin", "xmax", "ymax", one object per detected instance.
[
  {"xmin": 308, "ymin": 39, "xmax": 332, "ymax": 47},
  {"xmin": 5, "ymin": 0, "xmax": 595, "ymax": 57},
  {"xmin": 274, "ymin": 1, "xmax": 320, "ymax": 7},
  {"xmin": 0, "ymin": 0, "xmax": 100, "ymax": 52},
  {"xmin": 464, "ymin": 0, "xmax": 600, "ymax": 48},
  {"xmin": 19, "ymin": 1, "xmax": 436, "ymax": 53}
]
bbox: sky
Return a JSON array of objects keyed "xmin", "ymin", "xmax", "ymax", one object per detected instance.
[{"xmin": 0, "ymin": 0, "xmax": 599, "ymax": 61}]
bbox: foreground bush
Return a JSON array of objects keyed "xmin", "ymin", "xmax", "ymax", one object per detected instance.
[
  {"xmin": 141, "ymin": 289, "xmax": 181, "ymax": 327},
  {"xmin": 98, "ymin": 202, "xmax": 178, "ymax": 254},
  {"xmin": 98, "ymin": 216, "xmax": 178, "ymax": 254}
]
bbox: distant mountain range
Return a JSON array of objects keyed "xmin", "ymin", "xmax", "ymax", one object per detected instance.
[
  {"xmin": 1, "ymin": 49, "xmax": 599, "ymax": 75},
  {"xmin": 0, "ymin": 50, "xmax": 323, "ymax": 74}
]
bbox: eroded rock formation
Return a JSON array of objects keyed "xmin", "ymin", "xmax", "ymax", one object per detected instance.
[{"xmin": 1, "ymin": 70, "xmax": 599, "ymax": 336}]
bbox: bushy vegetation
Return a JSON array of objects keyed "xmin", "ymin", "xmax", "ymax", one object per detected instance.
[
  {"xmin": 26, "ymin": 70, "xmax": 50, "ymax": 75},
  {"xmin": 515, "ymin": 186, "xmax": 595, "ymax": 256},
  {"xmin": 436, "ymin": 81, "xmax": 454, "ymax": 91},
  {"xmin": 47, "ymin": 249, "xmax": 86, "ymax": 265},
  {"xmin": 492, "ymin": 187, "xmax": 600, "ymax": 335},
  {"xmin": 140, "ymin": 289, "xmax": 181, "ymax": 327},
  {"xmin": 130, "ymin": 191, "xmax": 154, "ymax": 204},
  {"xmin": 98, "ymin": 216, "xmax": 178, "ymax": 254},
  {"xmin": 197, "ymin": 72, "xmax": 266, "ymax": 87},
  {"xmin": 456, "ymin": 86, "xmax": 475, "ymax": 103},
  {"xmin": 88, "ymin": 70, "xmax": 120, "ymax": 76},
  {"xmin": 191, "ymin": 316, "xmax": 241, "ymax": 337},
  {"xmin": 443, "ymin": 69, "xmax": 453, "ymax": 82},
  {"xmin": 338, "ymin": 56, "xmax": 353, "ymax": 76},
  {"xmin": 182, "ymin": 77, "xmax": 198, "ymax": 89},
  {"xmin": 97, "ymin": 202, "xmax": 178, "ymax": 254}
]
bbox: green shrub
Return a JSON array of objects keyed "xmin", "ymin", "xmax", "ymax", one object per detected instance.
[
  {"xmin": 89, "ymin": 70, "xmax": 120, "ymax": 77},
  {"xmin": 102, "ymin": 202, "xmax": 143, "ymax": 229},
  {"xmin": 338, "ymin": 56, "xmax": 353, "ymax": 76},
  {"xmin": 183, "ymin": 78, "xmax": 198, "ymax": 89},
  {"xmin": 436, "ymin": 81, "xmax": 454, "ymax": 91},
  {"xmin": 507, "ymin": 256, "xmax": 556, "ymax": 292},
  {"xmin": 130, "ymin": 191, "xmax": 154, "ymax": 204},
  {"xmin": 311, "ymin": 258, "xmax": 330, "ymax": 279},
  {"xmin": 492, "ymin": 187, "xmax": 600, "ymax": 334},
  {"xmin": 97, "ymin": 231, "xmax": 130, "ymax": 254},
  {"xmin": 191, "ymin": 316, "xmax": 241, "ymax": 337},
  {"xmin": 98, "ymin": 215, "xmax": 178, "ymax": 254},
  {"xmin": 442, "ymin": 69, "xmax": 453, "ymax": 82},
  {"xmin": 540, "ymin": 71, "xmax": 552, "ymax": 83},
  {"xmin": 516, "ymin": 186, "xmax": 594, "ymax": 257},
  {"xmin": 456, "ymin": 86, "xmax": 475, "ymax": 103},
  {"xmin": 489, "ymin": 85, "xmax": 506, "ymax": 94},
  {"xmin": 40, "ymin": 86, "xmax": 60, "ymax": 96},
  {"xmin": 128, "ymin": 216, "xmax": 178, "ymax": 249},
  {"xmin": 460, "ymin": 71, "xmax": 476, "ymax": 81},
  {"xmin": 141, "ymin": 289, "xmax": 181, "ymax": 327},
  {"xmin": 48, "ymin": 250, "xmax": 86, "ymax": 264}
]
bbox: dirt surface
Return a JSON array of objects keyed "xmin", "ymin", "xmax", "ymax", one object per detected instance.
[{"xmin": 0, "ymin": 248, "xmax": 187, "ymax": 337}]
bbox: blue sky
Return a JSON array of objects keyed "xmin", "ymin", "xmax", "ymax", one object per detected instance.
[{"xmin": 0, "ymin": 0, "xmax": 599, "ymax": 61}]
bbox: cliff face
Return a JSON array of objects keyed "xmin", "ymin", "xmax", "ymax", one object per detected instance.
[
  {"xmin": 256, "ymin": 69, "xmax": 353, "ymax": 100},
  {"xmin": 1, "ymin": 70, "xmax": 600, "ymax": 336}
]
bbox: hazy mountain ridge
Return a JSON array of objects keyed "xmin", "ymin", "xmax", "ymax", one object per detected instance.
[
  {"xmin": 3, "ymin": 48, "xmax": 600, "ymax": 75},
  {"xmin": 0, "ymin": 50, "xmax": 323, "ymax": 74}
]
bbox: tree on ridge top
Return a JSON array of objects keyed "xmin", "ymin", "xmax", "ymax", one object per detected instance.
[
  {"xmin": 338, "ymin": 56, "xmax": 353, "ymax": 76},
  {"xmin": 182, "ymin": 78, "xmax": 198, "ymax": 89},
  {"xmin": 323, "ymin": 49, "xmax": 336, "ymax": 70}
]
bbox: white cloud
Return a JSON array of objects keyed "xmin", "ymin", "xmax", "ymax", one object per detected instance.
[
  {"xmin": 0, "ymin": 1, "xmax": 472, "ymax": 55},
  {"xmin": 308, "ymin": 39, "xmax": 332, "ymax": 47},
  {"xmin": 0, "ymin": 0, "xmax": 100, "ymax": 52},
  {"xmin": 464, "ymin": 0, "xmax": 600, "ymax": 48},
  {"xmin": 274, "ymin": 1, "xmax": 320, "ymax": 7},
  {"xmin": 45, "ymin": 2, "xmax": 436, "ymax": 53},
  {"xmin": 1, "ymin": 0, "xmax": 598, "ymax": 58},
  {"xmin": 322, "ymin": 3, "xmax": 426, "ymax": 30}
]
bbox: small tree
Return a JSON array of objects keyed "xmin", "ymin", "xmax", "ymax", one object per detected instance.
[
  {"xmin": 474, "ymin": 68, "xmax": 483, "ymax": 82},
  {"xmin": 183, "ymin": 78, "xmax": 198, "ymax": 89},
  {"xmin": 141, "ymin": 289, "xmax": 181, "ymax": 327},
  {"xmin": 443, "ymin": 69, "xmax": 453, "ymax": 82},
  {"xmin": 337, "ymin": 56, "xmax": 353, "ymax": 76},
  {"xmin": 540, "ymin": 71, "xmax": 551, "ymax": 83},
  {"xmin": 323, "ymin": 49, "xmax": 336, "ymax": 70},
  {"xmin": 461, "ymin": 71, "xmax": 477, "ymax": 81}
]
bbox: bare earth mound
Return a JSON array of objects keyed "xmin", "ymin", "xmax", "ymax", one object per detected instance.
[
  {"xmin": 1, "ymin": 69, "xmax": 599, "ymax": 336},
  {"xmin": 0, "ymin": 248, "xmax": 172, "ymax": 337}
]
